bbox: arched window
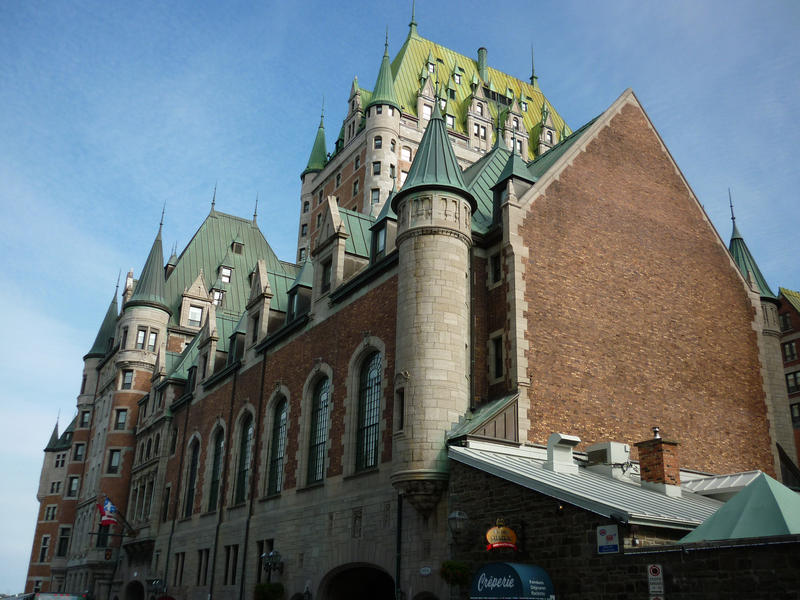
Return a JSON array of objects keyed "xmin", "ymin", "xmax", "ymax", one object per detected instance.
[
  {"xmin": 307, "ymin": 378, "xmax": 330, "ymax": 483},
  {"xmin": 154, "ymin": 434, "xmax": 160, "ymax": 456},
  {"xmin": 356, "ymin": 352, "xmax": 382, "ymax": 471},
  {"xmin": 208, "ymin": 429, "xmax": 224, "ymax": 511},
  {"xmin": 234, "ymin": 414, "xmax": 254, "ymax": 504},
  {"xmin": 184, "ymin": 440, "xmax": 199, "ymax": 518},
  {"xmin": 267, "ymin": 397, "xmax": 288, "ymax": 495},
  {"xmin": 374, "ymin": 136, "xmax": 382, "ymax": 150},
  {"xmin": 145, "ymin": 438, "xmax": 152, "ymax": 460}
]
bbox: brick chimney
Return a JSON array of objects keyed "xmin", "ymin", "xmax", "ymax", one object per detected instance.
[{"xmin": 634, "ymin": 427, "xmax": 681, "ymax": 497}]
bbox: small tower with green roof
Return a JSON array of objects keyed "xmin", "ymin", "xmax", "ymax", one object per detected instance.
[
  {"xmin": 364, "ymin": 33, "xmax": 401, "ymax": 217},
  {"xmin": 299, "ymin": 106, "xmax": 328, "ymax": 263},
  {"xmin": 390, "ymin": 101, "xmax": 476, "ymax": 517},
  {"xmin": 727, "ymin": 195, "xmax": 796, "ymax": 470}
]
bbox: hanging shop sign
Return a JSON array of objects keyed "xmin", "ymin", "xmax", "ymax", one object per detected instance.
[
  {"xmin": 470, "ymin": 562, "xmax": 555, "ymax": 600},
  {"xmin": 486, "ymin": 520, "xmax": 518, "ymax": 551}
]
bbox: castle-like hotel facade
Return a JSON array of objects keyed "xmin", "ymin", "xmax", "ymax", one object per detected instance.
[{"xmin": 25, "ymin": 16, "xmax": 797, "ymax": 600}]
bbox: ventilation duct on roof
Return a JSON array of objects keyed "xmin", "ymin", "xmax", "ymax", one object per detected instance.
[{"xmin": 542, "ymin": 433, "xmax": 580, "ymax": 475}]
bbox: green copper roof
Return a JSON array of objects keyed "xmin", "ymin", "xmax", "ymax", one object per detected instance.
[
  {"xmin": 45, "ymin": 417, "xmax": 77, "ymax": 451},
  {"xmin": 339, "ymin": 208, "xmax": 374, "ymax": 258},
  {"xmin": 779, "ymin": 287, "xmax": 800, "ymax": 313},
  {"xmin": 389, "ymin": 29, "xmax": 569, "ymax": 158},
  {"xmin": 366, "ymin": 40, "xmax": 400, "ymax": 111},
  {"xmin": 128, "ymin": 226, "xmax": 169, "ymax": 312},
  {"xmin": 85, "ymin": 292, "xmax": 119, "ymax": 359},
  {"xmin": 527, "ymin": 115, "xmax": 599, "ymax": 181},
  {"xmin": 164, "ymin": 211, "xmax": 288, "ymax": 325},
  {"xmin": 728, "ymin": 221, "xmax": 776, "ymax": 299},
  {"xmin": 372, "ymin": 180, "xmax": 399, "ymax": 227},
  {"xmin": 303, "ymin": 112, "xmax": 328, "ymax": 176},
  {"xmin": 289, "ymin": 258, "xmax": 314, "ymax": 291},
  {"xmin": 392, "ymin": 102, "xmax": 474, "ymax": 210},
  {"xmin": 681, "ymin": 472, "xmax": 800, "ymax": 542},
  {"xmin": 45, "ymin": 423, "xmax": 59, "ymax": 450},
  {"xmin": 462, "ymin": 140, "xmax": 511, "ymax": 234},
  {"xmin": 495, "ymin": 146, "xmax": 536, "ymax": 187}
]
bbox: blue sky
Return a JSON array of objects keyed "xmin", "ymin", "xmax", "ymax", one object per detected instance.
[{"xmin": 1, "ymin": 0, "xmax": 798, "ymax": 592}]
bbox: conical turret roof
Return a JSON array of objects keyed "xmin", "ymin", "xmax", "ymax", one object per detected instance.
[
  {"xmin": 302, "ymin": 111, "xmax": 327, "ymax": 177},
  {"xmin": 366, "ymin": 39, "xmax": 400, "ymax": 111},
  {"xmin": 45, "ymin": 423, "xmax": 59, "ymax": 450},
  {"xmin": 392, "ymin": 101, "xmax": 475, "ymax": 212},
  {"xmin": 85, "ymin": 292, "xmax": 119, "ymax": 359},
  {"xmin": 128, "ymin": 226, "xmax": 171, "ymax": 312},
  {"xmin": 729, "ymin": 221, "xmax": 776, "ymax": 299}
]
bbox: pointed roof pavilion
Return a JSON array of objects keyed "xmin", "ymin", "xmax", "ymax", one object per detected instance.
[
  {"xmin": 84, "ymin": 291, "xmax": 120, "ymax": 359},
  {"xmin": 366, "ymin": 34, "xmax": 400, "ymax": 112},
  {"xmin": 392, "ymin": 101, "xmax": 475, "ymax": 212},
  {"xmin": 302, "ymin": 107, "xmax": 328, "ymax": 177},
  {"xmin": 728, "ymin": 198, "xmax": 776, "ymax": 299},
  {"xmin": 128, "ymin": 224, "xmax": 171, "ymax": 313}
]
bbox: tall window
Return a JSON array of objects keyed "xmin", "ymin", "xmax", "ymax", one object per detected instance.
[
  {"xmin": 136, "ymin": 328, "xmax": 146, "ymax": 349},
  {"xmin": 121, "ymin": 370, "xmax": 133, "ymax": 390},
  {"xmin": 268, "ymin": 398, "xmax": 288, "ymax": 495},
  {"xmin": 235, "ymin": 415, "xmax": 254, "ymax": 504},
  {"xmin": 57, "ymin": 528, "xmax": 70, "ymax": 557},
  {"xmin": 356, "ymin": 352, "xmax": 382, "ymax": 471},
  {"xmin": 188, "ymin": 306, "xmax": 203, "ymax": 328},
  {"xmin": 115, "ymin": 409, "xmax": 128, "ymax": 430},
  {"xmin": 307, "ymin": 378, "xmax": 331, "ymax": 483},
  {"xmin": 208, "ymin": 430, "xmax": 224, "ymax": 511},
  {"xmin": 38, "ymin": 535, "xmax": 50, "ymax": 562},
  {"xmin": 107, "ymin": 449, "xmax": 121, "ymax": 474},
  {"xmin": 147, "ymin": 330, "xmax": 158, "ymax": 352},
  {"xmin": 373, "ymin": 136, "xmax": 382, "ymax": 149},
  {"xmin": 184, "ymin": 440, "xmax": 199, "ymax": 518}
]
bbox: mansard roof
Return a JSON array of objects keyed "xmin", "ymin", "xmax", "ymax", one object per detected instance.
[
  {"xmin": 728, "ymin": 222, "xmax": 776, "ymax": 299},
  {"xmin": 84, "ymin": 292, "xmax": 119, "ymax": 359},
  {"xmin": 389, "ymin": 26, "xmax": 570, "ymax": 150}
]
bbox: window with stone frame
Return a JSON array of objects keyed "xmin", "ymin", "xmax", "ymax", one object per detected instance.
[
  {"xmin": 208, "ymin": 429, "xmax": 224, "ymax": 511},
  {"xmin": 188, "ymin": 305, "xmax": 203, "ymax": 328},
  {"xmin": 356, "ymin": 352, "xmax": 382, "ymax": 471},
  {"xmin": 234, "ymin": 414, "xmax": 254, "ymax": 504},
  {"xmin": 184, "ymin": 440, "xmax": 199, "ymax": 517},
  {"xmin": 135, "ymin": 327, "xmax": 146, "ymax": 349},
  {"xmin": 307, "ymin": 377, "xmax": 331, "ymax": 484},
  {"xmin": 66, "ymin": 476, "xmax": 79, "ymax": 497},
  {"xmin": 80, "ymin": 410, "xmax": 90, "ymax": 428},
  {"xmin": 784, "ymin": 341, "xmax": 798, "ymax": 362},
  {"xmin": 372, "ymin": 161, "xmax": 381, "ymax": 175},
  {"xmin": 115, "ymin": 408, "xmax": 128, "ymax": 430},
  {"xmin": 373, "ymin": 136, "xmax": 382, "ymax": 150},
  {"xmin": 779, "ymin": 312, "xmax": 792, "ymax": 332},
  {"xmin": 787, "ymin": 371, "xmax": 800, "ymax": 394},
  {"xmin": 121, "ymin": 370, "xmax": 133, "ymax": 390},
  {"xmin": 38, "ymin": 535, "xmax": 50, "ymax": 562},
  {"xmin": 401, "ymin": 146, "xmax": 412, "ymax": 162},
  {"xmin": 321, "ymin": 260, "xmax": 332, "ymax": 293},
  {"xmin": 147, "ymin": 330, "xmax": 158, "ymax": 352},
  {"xmin": 267, "ymin": 397, "xmax": 288, "ymax": 495},
  {"xmin": 107, "ymin": 449, "xmax": 121, "ymax": 474},
  {"xmin": 56, "ymin": 527, "xmax": 71, "ymax": 557}
]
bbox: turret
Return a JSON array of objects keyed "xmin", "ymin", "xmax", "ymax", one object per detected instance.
[
  {"xmin": 364, "ymin": 35, "xmax": 401, "ymax": 217},
  {"xmin": 390, "ymin": 101, "xmax": 476, "ymax": 516},
  {"xmin": 80, "ymin": 289, "xmax": 119, "ymax": 407},
  {"xmin": 299, "ymin": 107, "xmax": 327, "ymax": 263},
  {"xmin": 728, "ymin": 194, "xmax": 798, "ymax": 477}
]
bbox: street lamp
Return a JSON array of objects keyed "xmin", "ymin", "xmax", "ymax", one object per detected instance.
[
  {"xmin": 260, "ymin": 549, "xmax": 284, "ymax": 582},
  {"xmin": 447, "ymin": 511, "xmax": 468, "ymax": 538}
]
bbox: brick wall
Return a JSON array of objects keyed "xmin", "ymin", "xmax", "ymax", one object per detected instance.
[
  {"xmin": 520, "ymin": 102, "xmax": 773, "ymax": 474},
  {"xmin": 448, "ymin": 461, "xmax": 800, "ymax": 600}
]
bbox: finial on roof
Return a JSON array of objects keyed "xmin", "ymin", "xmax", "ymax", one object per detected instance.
[
  {"xmin": 115, "ymin": 270, "xmax": 121, "ymax": 296},
  {"xmin": 211, "ymin": 182, "xmax": 217, "ymax": 212},
  {"xmin": 321, "ymin": 96, "xmax": 325, "ymax": 121},
  {"xmin": 728, "ymin": 187, "xmax": 735, "ymax": 224},
  {"xmin": 253, "ymin": 192, "xmax": 259, "ymax": 223},
  {"xmin": 160, "ymin": 202, "xmax": 165, "ymax": 231},
  {"xmin": 530, "ymin": 45, "xmax": 538, "ymax": 87},
  {"xmin": 385, "ymin": 26, "xmax": 389, "ymax": 50},
  {"xmin": 409, "ymin": 0, "xmax": 418, "ymax": 36}
]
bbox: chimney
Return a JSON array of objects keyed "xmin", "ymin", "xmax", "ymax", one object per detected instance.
[
  {"xmin": 586, "ymin": 441, "xmax": 631, "ymax": 480},
  {"xmin": 477, "ymin": 47, "xmax": 488, "ymax": 82},
  {"xmin": 543, "ymin": 433, "xmax": 581, "ymax": 475},
  {"xmin": 634, "ymin": 427, "xmax": 681, "ymax": 497}
]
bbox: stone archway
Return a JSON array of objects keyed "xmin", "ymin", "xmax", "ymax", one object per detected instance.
[
  {"xmin": 123, "ymin": 581, "xmax": 145, "ymax": 600},
  {"xmin": 321, "ymin": 564, "xmax": 394, "ymax": 600}
]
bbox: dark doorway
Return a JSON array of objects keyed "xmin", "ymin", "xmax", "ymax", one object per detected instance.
[
  {"xmin": 124, "ymin": 581, "xmax": 145, "ymax": 600},
  {"xmin": 324, "ymin": 565, "xmax": 394, "ymax": 600}
]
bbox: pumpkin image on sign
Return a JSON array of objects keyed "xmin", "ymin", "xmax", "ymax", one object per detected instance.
[{"xmin": 486, "ymin": 519, "xmax": 517, "ymax": 551}]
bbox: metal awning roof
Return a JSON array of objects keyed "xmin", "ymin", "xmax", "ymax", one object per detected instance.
[{"xmin": 449, "ymin": 442, "xmax": 722, "ymax": 530}]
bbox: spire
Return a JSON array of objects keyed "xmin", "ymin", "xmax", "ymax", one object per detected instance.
[
  {"xmin": 728, "ymin": 195, "xmax": 776, "ymax": 299},
  {"xmin": 392, "ymin": 95, "xmax": 475, "ymax": 213},
  {"xmin": 45, "ymin": 422, "xmax": 60, "ymax": 450},
  {"xmin": 530, "ymin": 45, "xmax": 539, "ymax": 88},
  {"xmin": 366, "ymin": 32, "xmax": 400, "ymax": 112},
  {"xmin": 409, "ymin": 0, "xmax": 418, "ymax": 37},
  {"xmin": 84, "ymin": 288, "xmax": 119, "ymax": 359},
  {"xmin": 127, "ymin": 223, "xmax": 171, "ymax": 313},
  {"xmin": 211, "ymin": 183, "xmax": 217, "ymax": 213},
  {"xmin": 253, "ymin": 192, "xmax": 259, "ymax": 224},
  {"xmin": 302, "ymin": 103, "xmax": 328, "ymax": 177}
]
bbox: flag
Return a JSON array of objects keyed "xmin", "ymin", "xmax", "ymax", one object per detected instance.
[{"xmin": 97, "ymin": 497, "xmax": 118, "ymax": 526}]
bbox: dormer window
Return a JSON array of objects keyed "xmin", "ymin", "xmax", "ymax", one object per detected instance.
[
  {"xmin": 321, "ymin": 260, "xmax": 332, "ymax": 293},
  {"xmin": 477, "ymin": 103, "xmax": 484, "ymax": 116},
  {"xmin": 446, "ymin": 114, "xmax": 454, "ymax": 128},
  {"xmin": 427, "ymin": 62, "xmax": 435, "ymax": 73},
  {"xmin": 287, "ymin": 292, "xmax": 298, "ymax": 321},
  {"xmin": 212, "ymin": 290, "xmax": 224, "ymax": 306},
  {"xmin": 439, "ymin": 98, "xmax": 446, "ymax": 110},
  {"xmin": 521, "ymin": 101, "xmax": 527, "ymax": 112},
  {"xmin": 232, "ymin": 242, "xmax": 243, "ymax": 255},
  {"xmin": 454, "ymin": 73, "xmax": 461, "ymax": 84},
  {"xmin": 422, "ymin": 104, "xmax": 432, "ymax": 120},
  {"xmin": 220, "ymin": 266, "xmax": 232, "ymax": 283},
  {"xmin": 513, "ymin": 118, "xmax": 519, "ymax": 131},
  {"xmin": 373, "ymin": 226, "xmax": 386, "ymax": 261},
  {"xmin": 188, "ymin": 306, "xmax": 203, "ymax": 328},
  {"xmin": 546, "ymin": 131, "xmax": 553, "ymax": 144}
]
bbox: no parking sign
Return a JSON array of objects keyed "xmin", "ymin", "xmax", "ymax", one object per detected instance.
[{"xmin": 648, "ymin": 563, "xmax": 664, "ymax": 596}]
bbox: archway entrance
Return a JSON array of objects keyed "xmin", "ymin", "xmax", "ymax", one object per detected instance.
[
  {"xmin": 123, "ymin": 581, "xmax": 144, "ymax": 600},
  {"xmin": 323, "ymin": 565, "xmax": 394, "ymax": 600}
]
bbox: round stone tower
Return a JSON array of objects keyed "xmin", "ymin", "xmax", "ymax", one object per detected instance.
[
  {"xmin": 390, "ymin": 102, "xmax": 476, "ymax": 515},
  {"xmin": 364, "ymin": 37, "xmax": 401, "ymax": 216}
]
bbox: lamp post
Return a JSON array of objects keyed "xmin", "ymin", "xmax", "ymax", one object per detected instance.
[
  {"xmin": 260, "ymin": 549, "xmax": 284, "ymax": 583},
  {"xmin": 447, "ymin": 511, "xmax": 468, "ymax": 541}
]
